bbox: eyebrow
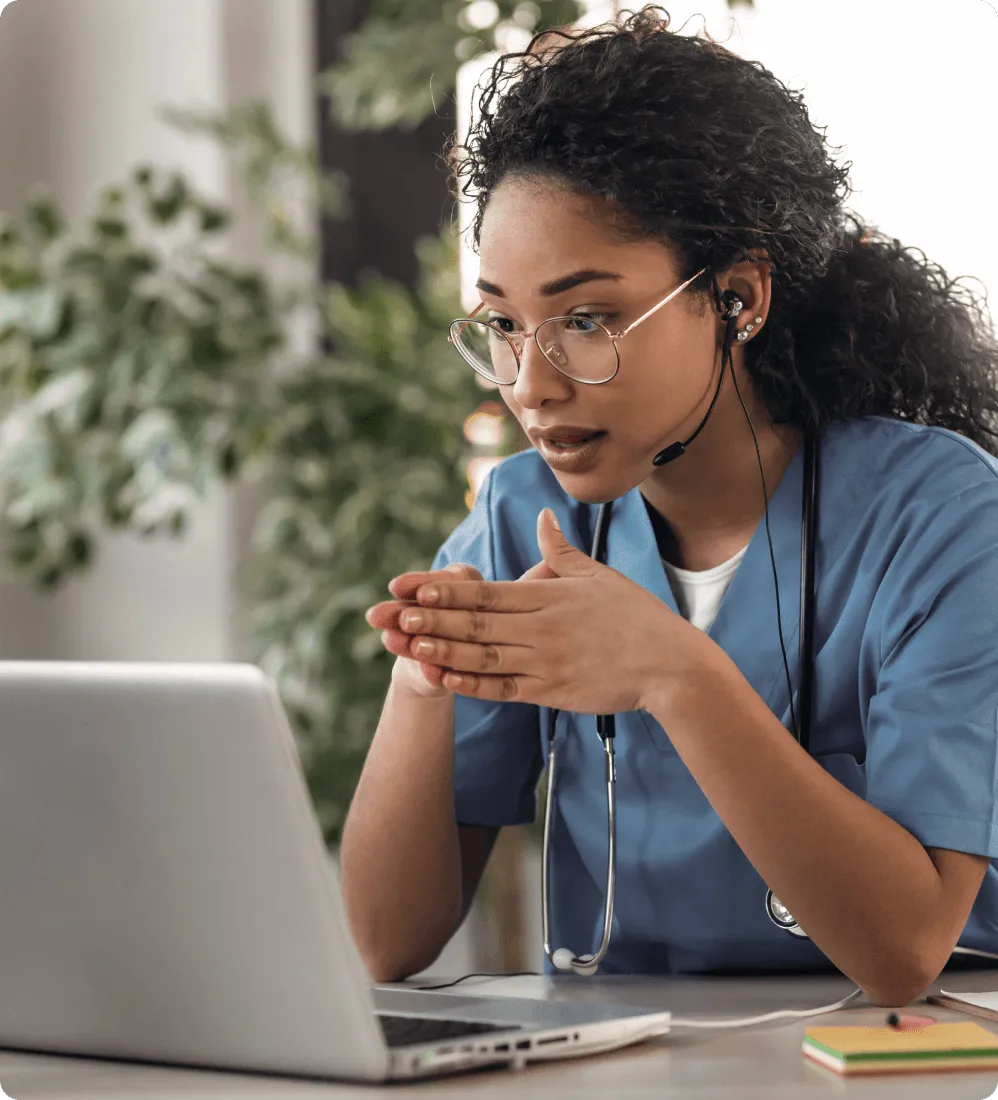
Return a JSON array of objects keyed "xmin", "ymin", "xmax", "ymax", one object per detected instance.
[{"xmin": 475, "ymin": 269, "xmax": 625, "ymax": 299}]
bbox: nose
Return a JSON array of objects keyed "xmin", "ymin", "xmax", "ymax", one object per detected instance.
[{"xmin": 510, "ymin": 333, "xmax": 574, "ymax": 409}]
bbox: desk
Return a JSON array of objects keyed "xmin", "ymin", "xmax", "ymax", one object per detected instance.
[{"xmin": 3, "ymin": 970, "xmax": 998, "ymax": 1098}]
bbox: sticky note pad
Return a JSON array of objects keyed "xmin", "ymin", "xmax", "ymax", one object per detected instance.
[{"xmin": 803, "ymin": 1021, "xmax": 998, "ymax": 1075}]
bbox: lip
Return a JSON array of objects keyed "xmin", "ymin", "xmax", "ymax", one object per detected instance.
[
  {"xmin": 527, "ymin": 425, "xmax": 606, "ymax": 445},
  {"xmin": 536, "ymin": 432, "xmax": 608, "ymax": 472}
]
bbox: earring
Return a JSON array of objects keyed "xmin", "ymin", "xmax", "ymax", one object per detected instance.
[
  {"xmin": 724, "ymin": 297, "xmax": 744, "ymax": 320},
  {"xmin": 736, "ymin": 331, "xmax": 749, "ymax": 342},
  {"xmin": 754, "ymin": 316, "xmax": 762, "ymax": 324}
]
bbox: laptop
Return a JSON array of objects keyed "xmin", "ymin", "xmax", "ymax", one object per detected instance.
[{"xmin": 0, "ymin": 661, "xmax": 672, "ymax": 1082}]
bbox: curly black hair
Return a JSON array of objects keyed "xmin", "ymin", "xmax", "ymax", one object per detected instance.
[{"xmin": 448, "ymin": 7, "xmax": 998, "ymax": 455}]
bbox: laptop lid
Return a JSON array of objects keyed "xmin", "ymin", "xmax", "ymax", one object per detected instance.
[{"xmin": 0, "ymin": 661, "xmax": 390, "ymax": 1082}]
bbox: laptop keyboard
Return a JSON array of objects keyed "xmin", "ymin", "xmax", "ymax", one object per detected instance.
[{"xmin": 377, "ymin": 1013, "xmax": 515, "ymax": 1049}]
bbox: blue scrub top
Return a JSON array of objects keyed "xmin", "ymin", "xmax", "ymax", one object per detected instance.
[{"xmin": 430, "ymin": 415, "xmax": 998, "ymax": 974}]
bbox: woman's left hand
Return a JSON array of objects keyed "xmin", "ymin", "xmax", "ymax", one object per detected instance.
[{"xmin": 389, "ymin": 508, "xmax": 718, "ymax": 715}]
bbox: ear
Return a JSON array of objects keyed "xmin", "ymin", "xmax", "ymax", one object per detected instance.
[{"xmin": 717, "ymin": 254, "xmax": 772, "ymax": 338}]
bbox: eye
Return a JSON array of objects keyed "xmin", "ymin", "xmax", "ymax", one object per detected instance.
[
  {"xmin": 486, "ymin": 313, "xmax": 518, "ymax": 334},
  {"xmin": 563, "ymin": 312, "xmax": 616, "ymax": 333}
]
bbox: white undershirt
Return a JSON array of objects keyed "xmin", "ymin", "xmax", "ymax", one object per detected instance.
[{"xmin": 661, "ymin": 545, "xmax": 749, "ymax": 633}]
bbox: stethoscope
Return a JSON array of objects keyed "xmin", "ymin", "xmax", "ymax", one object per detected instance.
[{"xmin": 541, "ymin": 285, "xmax": 820, "ymax": 975}]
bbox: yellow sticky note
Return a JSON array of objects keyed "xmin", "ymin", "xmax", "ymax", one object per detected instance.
[{"xmin": 805, "ymin": 1022, "xmax": 998, "ymax": 1056}]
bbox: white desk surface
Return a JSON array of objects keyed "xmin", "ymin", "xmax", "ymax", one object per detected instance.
[{"xmin": 4, "ymin": 968, "xmax": 998, "ymax": 1099}]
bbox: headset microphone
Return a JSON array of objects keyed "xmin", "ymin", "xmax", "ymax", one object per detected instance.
[{"xmin": 652, "ymin": 289, "xmax": 743, "ymax": 467}]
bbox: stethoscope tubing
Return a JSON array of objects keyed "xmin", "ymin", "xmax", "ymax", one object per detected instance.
[
  {"xmin": 543, "ymin": 432, "xmax": 820, "ymax": 970},
  {"xmin": 541, "ymin": 731, "xmax": 617, "ymax": 975},
  {"xmin": 543, "ymin": 499, "xmax": 618, "ymax": 975}
]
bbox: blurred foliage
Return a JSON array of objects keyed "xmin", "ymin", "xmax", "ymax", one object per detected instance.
[
  {"xmin": 321, "ymin": 0, "xmax": 585, "ymax": 131},
  {"xmin": 162, "ymin": 100, "xmax": 348, "ymax": 259},
  {"xmin": 0, "ymin": 168, "xmax": 284, "ymax": 585},
  {"xmin": 243, "ymin": 233, "xmax": 490, "ymax": 838}
]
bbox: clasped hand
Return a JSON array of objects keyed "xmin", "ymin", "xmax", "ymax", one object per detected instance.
[{"xmin": 365, "ymin": 508, "xmax": 713, "ymax": 715}]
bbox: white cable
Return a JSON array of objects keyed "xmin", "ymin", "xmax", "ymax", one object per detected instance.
[
  {"xmin": 952, "ymin": 945, "xmax": 998, "ymax": 962},
  {"xmin": 666, "ymin": 948, "xmax": 998, "ymax": 1029},
  {"xmin": 669, "ymin": 986, "xmax": 864, "ymax": 1029},
  {"xmin": 445, "ymin": 990, "xmax": 864, "ymax": 1073},
  {"xmin": 564, "ymin": 948, "xmax": 995, "ymax": 1033}
]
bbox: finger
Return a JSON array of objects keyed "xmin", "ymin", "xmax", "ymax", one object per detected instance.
[
  {"xmin": 389, "ymin": 563, "xmax": 482, "ymax": 599},
  {"xmin": 406, "ymin": 633, "xmax": 533, "ymax": 676},
  {"xmin": 517, "ymin": 560, "xmax": 558, "ymax": 582},
  {"xmin": 389, "ymin": 574, "xmax": 434, "ymax": 599},
  {"xmin": 439, "ymin": 670, "xmax": 527, "ymax": 703},
  {"xmin": 414, "ymin": 578, "xmax": 541, "ymax": 613},
  {"xmin": 379, "ymin": 626, "xmax": 420, "ymax": 658},
  {"xmin": 379, "ymin": 626, "xmax": 458, "ymax": 676},
  {"xmin": 365, "ymin": 600, "xmax": 419, "ymax": 630},
  {"xmin": 417, "ymin": 661, "xmax": 447, "ymax": 689},
  {"xmin": 381, "ymin": 633, "xmax": 451, "ymax": 689},
  {"xmin": 396, "ymin": 604, "xmax": 529, "ymax": 646}
]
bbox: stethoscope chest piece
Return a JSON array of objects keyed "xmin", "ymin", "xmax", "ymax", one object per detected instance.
[{"xmin": 765, "ymin": 888, "xmax": 809, "ymax": 938}]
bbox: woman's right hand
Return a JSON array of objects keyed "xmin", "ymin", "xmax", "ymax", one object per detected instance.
[{"xmin": 365, "ymin": 563, "xmax": 485, "ymax": 699}]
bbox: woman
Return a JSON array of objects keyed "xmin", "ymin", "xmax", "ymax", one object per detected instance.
[{"xmin": 343, "ymin": 8, "xmax": 998, "ymax": 1006}]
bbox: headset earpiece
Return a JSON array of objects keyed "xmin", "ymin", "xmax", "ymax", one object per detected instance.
[{"xmin": 720, "ymin": 290, "xmax": 744, "ymax": 322}]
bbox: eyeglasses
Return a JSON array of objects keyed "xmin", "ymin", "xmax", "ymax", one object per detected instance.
[{"xmin": 448, "ymin": 267, "xmax": 707, "ymax": 385}]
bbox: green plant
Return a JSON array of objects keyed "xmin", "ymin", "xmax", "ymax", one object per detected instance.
[
  {"xmin": 244, "ymin": 231, "xmax": 489, "ymax": 838},
  {"xmin": 0, "ymin": 168, "xmax": 287, "ymax": 585}
]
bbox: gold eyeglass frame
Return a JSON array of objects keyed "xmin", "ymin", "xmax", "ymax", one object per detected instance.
[{"xmin": 449, "ymin": 266, "xmax": 707, "ymax": 385}]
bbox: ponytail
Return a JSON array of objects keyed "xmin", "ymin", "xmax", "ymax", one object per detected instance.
[{"xmin": 751, "ymin": 214, "xmax": 998, "ymax": 456}]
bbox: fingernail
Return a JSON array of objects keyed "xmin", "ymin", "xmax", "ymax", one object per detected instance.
[
  {"xmin": 419, "ymin": 585, "xmax": 440, "ymax": 605},
  {"xmin": 549, "ymin": 509, "xmax": 561, "ymax": 532},
  {"xmin": 402, "ymin": 610, "xmax": 424, "ymax": 631},
  {"xmin": 414, "ymin": 640, "xmax": 435, "ymax": 657}
]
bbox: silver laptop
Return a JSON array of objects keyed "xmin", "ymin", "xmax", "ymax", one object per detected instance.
[{"xmin": 0, "ymin": 661, "xmax": 671, "ymax": 1082}]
